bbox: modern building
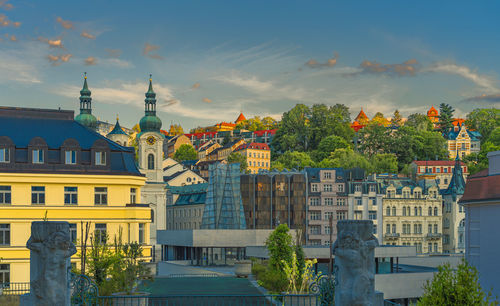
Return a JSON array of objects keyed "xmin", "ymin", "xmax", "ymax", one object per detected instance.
[
  {"xmin": 201, "ymin": 162, "xmax": 246, "ymax": 229},
  {"xmin": 136, "ymin": 77, "xmax": 167, "ymax": 260},
  {"xmin": 346, "ymin": 169, "xmax": 384, "ymax": 242},
  {"xmin": 379, "ymin": 177, "xmax": 442, "ymax": 253},
  {"xmin": 460, "ymin": 150, "xmax": 500, "ymax": 299},
  {"xmin": 446, "ymin": 123, "xmax": 481, "ymax": 159},
  {"xmin": 441, "ymin": 157, "xmax": 466, "ymax": 254},
  {"xmin": 305, "ymin": 168, "xmax": 348, "ymax": 246},
  {"xmin": 411, "ymin": 160, "xmax": 468, "ymax": 190},
  {"xmin": 234, "ymin": 142, "xmax": 271, "ymax": 173},
  {"xmin": 0, "ymin": 87, "xmax": 151, "ymax": 282},
  {"xmin": 166, "ymin": 183, "xmax": 207, "ymax": 230}
]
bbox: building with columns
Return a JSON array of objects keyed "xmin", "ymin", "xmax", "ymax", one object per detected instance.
[{"xmin": 136, "ymin": 77, "xmax": 167, "ymax": 261}]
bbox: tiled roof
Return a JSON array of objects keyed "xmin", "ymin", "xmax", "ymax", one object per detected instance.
[
  {"xmin": 459, "ymin": 170, "xmax": 500, "ymax": 204},
  {"xmin": 413, "ymin": 160, "xmax": 466, "ymax": 166},
  {"xmin": 168, "ymin": 182, "xmax": 208, "ymax": 194},
  {"xmin": 235, "ymin": 142, "xmax": 270, "ymax": 151},
  {"xmin": 235, "ymin": 113, "xmax": 246, "ymax": 123}
]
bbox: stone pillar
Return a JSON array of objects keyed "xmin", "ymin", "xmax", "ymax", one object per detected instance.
[
  {"xmin": 22, "ymin": 221, "xmax": 77, "ymax": 306},
  {"xmin": 333, "ymin": 220, "xmax": 380, "ymax": 306}
]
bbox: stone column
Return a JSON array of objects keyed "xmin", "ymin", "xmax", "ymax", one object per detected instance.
[
  {"xmin": 22, "ymin": 221, "xmax": 77, "ymax": 306},
  {"xmin": 333, "ymin": 220, "xmax": 380, "ymax": 306}
]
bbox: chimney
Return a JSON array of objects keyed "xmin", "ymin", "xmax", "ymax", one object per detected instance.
[{"xmin": 487, "ymin": 151, "xmax": 500, "ymax": 176}]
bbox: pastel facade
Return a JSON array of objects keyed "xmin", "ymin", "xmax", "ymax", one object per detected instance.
[
  {"xmin": 446, "ymin": 124, "xmax": 481, "ymax": 159},
  {"xmin": 234, "ymin": 142, "xmax": 271, "ymax": 173},
  {"xmin": 411, "ymin": 160, "xmax": 468, "ymax": 190}
]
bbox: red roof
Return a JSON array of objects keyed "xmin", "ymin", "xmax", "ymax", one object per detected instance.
[
  {"xmin": 350, "ymin": 121, "xmax": 365, "ymax": 132},
  {"xmin": 355, "ymin": 109, "xmax": 368, "ymax": 121},
  {"xmin": 253, "ymin": 129, "xmax": 276, "ymax": 136},
  {"xmin": 460, "ymin": 169, "xmax": 500, "ymax": 204},
  {"xmin": 235, "ymin": 142, "xmax": 270, "ymax": 151},
  {"xmin": 235, "ymin": 113, "xmax": 246, "ymax": 123},
  {"xmin": 413, "ymin": 160, "xmax": 466, "ymax": 166},
  {"xmin": 160, "ymin": 130, "xmax": 169, "ymax": 136},
  {"xmin": 427, "ymin": 106, "xmax": 438, "ymax": 116},
  {"xmin": 185, "ymin": 131, "xmax": 218, "ymax": 139}
]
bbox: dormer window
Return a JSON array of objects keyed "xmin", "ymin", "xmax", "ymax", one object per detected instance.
[
  {"xmin": 95, "ymin": 151, "xmax": 106, "ymax": 166},
  {"xmin": 65, "ymin": 150, "xmax": 77, "ymax": 165},
  {"xmin": 0, "ymin": 148, "xmax": 9, "ymax": 163},
  {"xmin": 32, "ymin": 149, "xmax": 44, "ymax": 164}
]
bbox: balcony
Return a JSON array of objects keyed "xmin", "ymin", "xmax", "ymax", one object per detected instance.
[
  {"xmin": 426, "ymin": 233, "xmax": 442, "ymax": 240},
  {"xmin": 384, "ymin": 233, "xmax": 400, "ymax": 239}
]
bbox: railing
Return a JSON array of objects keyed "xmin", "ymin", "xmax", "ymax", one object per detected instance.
[
  {"xmin": 426, "ymin": 233, "xmax": 442, "ymax": 239},
  {"xmin": 384, "ymin": 300, "xmax": 402, "ymax": 306},
  {"xmin": 0, "ymin": 282, "xmax": 31, "ymax": 295},
  {"xmin": 384, "ymin": 233, "xmax": 400, "ymax": 238},
  {"xmin": 96, "ymin": 294, "xmax": 320, "ymax": 305}
]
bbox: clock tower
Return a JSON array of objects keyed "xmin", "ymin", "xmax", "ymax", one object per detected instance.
[{"xmin": 137, "ymin": 75, "xmax": 166, "ymax": 261}]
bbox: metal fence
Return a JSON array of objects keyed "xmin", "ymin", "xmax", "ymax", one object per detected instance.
[
  {"xmin": 96, "ymin": 294, "xmax": 320, "ymax": 306},
  {"xmin": 0, "ymin": 282, "xmax": 31, "ymax": 295}
]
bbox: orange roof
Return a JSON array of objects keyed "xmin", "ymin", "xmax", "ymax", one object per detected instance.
[
  {"xmin": 452, "ymin": 118, "xmax": 465, "ymax": 126},
  {"xmin": 427, "ymin": 106, "xmax": 438, "ymax": 116},
  {"xmin": 355, "ymin": 109, "xmax": 368, "ymax": 121},
  {"xmin": 235, "ymin": 113, "xmax": 246, "ymax": 123},
  {"xmin": 216, "ymin": 122, "xmax": 236, "ymax": 127},
  {"xmin": 350, "ymin": 121, "xmax": 365, "ymax": 132}
]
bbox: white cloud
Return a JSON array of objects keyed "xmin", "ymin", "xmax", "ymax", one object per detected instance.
[
  {"xmin": 424, "ymin": 63, "xmax": 499, "ymax": 93},
  {"xmin": 0, "ymin": 44, "xmax": 42, "ymax": 83}
]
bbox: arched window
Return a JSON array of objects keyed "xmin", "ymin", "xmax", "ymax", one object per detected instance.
[
  {"xmin": 428, "ymin": 207, "xmax": 432, "ymax": 216},
  {"xmin": 392, "ymin": 206, "xmax": 396, "ymax": 216},
  {"xmin": 403, "ymin": 207, "xmax": 406, "ymax": 216},
  {"xmin": 386, "ymin": 206, "xmax": 391, "ymax": 216},
  {"xmin": 419, "ymin": 207, "xmax": 422, "ymax": 216},
  {"xmin": 414, "ymin": 206, "xmax": 418, "ymax": 216},
  {"xmin": 148, "ymin": 154, "xmax": 155, "ymax": 170},
  {"xmin": 434, "ymin": 207, "xmax": 438, "ymax": 216}
]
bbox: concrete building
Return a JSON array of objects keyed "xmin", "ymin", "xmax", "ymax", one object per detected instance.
[
  {"xmin": 166, "ymin": 183, "xmax": 207, "ymax": 230},
  {"xmin": 411, "ymin": 160, "xmax": 468, "ymax": 190},
  {"xmin": 0, "ymin": 99, "xmax": 150, "ymax": 281},
  {"xmin": 379, "ymin": 177, "xmax": 442, "ymax": 253},
  {"xmin": 234, "ymin": 142, "xmax": 271, "ymax": 173},
  {"xmin": 460, "ymin": 150, "xmax": 500, "ymax": 299},
  {"xmin": 441, "ymin": 157, "xmax": 466, "ymax": 254},
  {"xmin": 346, "ymin": 169, "xmax": 384, "ymax": 242}
]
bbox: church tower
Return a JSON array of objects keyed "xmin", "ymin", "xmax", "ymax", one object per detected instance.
[
  {"xmin": 137, "ymin": 75, "xmax": 166, "ymax": 261},
  {"xmin": 75, "ymin": 73, "xmax": 97, "ymax": 130},
  {"xmin": 107, "ymin": 115, "xmax": 130, "ymax": 146}
]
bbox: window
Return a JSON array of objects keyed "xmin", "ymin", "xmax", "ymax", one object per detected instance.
[
  {"xmin": 32, "ymin": 149, "xmax": 44, "ymax": 164},
  {"xmin": 403, "ymin": 190, "xmax": 410, "ymax": 198},
  {"xmin": 419, "ymin": 207, "xmax": 422, "ymax": 216},
  {"xmin": 392, "ymin": 224, "xmax": 396, "ymax": 233},
  {"xmin": 325, "ymin": 225, "xmax": 331, "ymax": 235},
  {"xmin": 414, "ymin": 224, "xmax": 419, "ymax": 234},
  {"xmin": 65, "ymin": 150, "xmax": 76, "ymax": 164},
  {"xmin": 323, "ymin": 172, "xmax": 332, "ymax": 179},
  {"xmin": 336, "ymin": 198, "xmax": 346, "ymax": 206},
  {"xmin": 31, "ymin": 186, "xmax": 45, "ymax": 205},
  {"xmin": 139, "ymin": 223, "xmax": 145, "ymax": 244},
  {"xmin": 94, "ymin": 187, "xmax": 108, "ymax": 205},
  {"xmin": 336, "ymin": 211, "xmax": 346, "ymax": 220},
  {"xmin": 95, "ymin": 223, "xmax": 107, "ymax": 244},
  {"xmin": 414, "ymin": 207, "xmax": 418, "ymax": 216},
  {"xmin": 418, "ymin": 224, "xmax": 422, "ymax": 233},
  {"xmin": 311, "ymin": 184, "xmax": 318, "ymax": 192},
  {"xmin": 324, "ymin": 198, "xmax": 334, "ymax": 206},
  {"xmin": 403, "ymin": 207, "xmax": 406, "ymax": 216},
  {"xmin": 459, "ymin": 205, "xmax": 464, "ymax": 213},
  {"xmin": 369, "ymin": 185, "xmax": 376, "ymax": 193},
  {"xmin": 386, "ymin": 206, "xmax": 390, "ymax": 216},
  {"xmin": 0, "ymin": 148, "xmax": 9, "ymax": 163},
  {"xmin": 355, "ymin": 197, "xmax": 362, "ymax": 206},
  {"xmin": 0, "ymin": 264, "xmax": 9, "ymax": 284},
  {"xmin": 392, "ymin": 206, "xmax": 396, "ymax": 216},
  {"xmin": 434, "ymin": 224, "xmax": 438, "ymax": 234},
  {"xmin": 369, "ymin": 197, "xmax": 376, "ymax": 206},
  {"xmin": 354, "ymin": 211, "xmax": 362, "ymax": 220},
  {"xmin": 323, "ymin": 184, "xmax": 332, "ymax": 192},
  {"xmin": 369, "ymin": 211, "xmax": 377, "ymax": 220},
  {"xmin": 310, "ymin": 198, "xmax": 320, "ymax": 206},
  {"xmin": 325, "ymin": 211, "xmax": 334, "ymax": 220},
  {"xmin": 414, "ymin": 191, "xmax": 421, "ymax": 198},
  {"xmin": 354, "ymin": 184, "xmax": 361, "ymax": 192},
  {"xmin": 310, "ymin": 211, "xmax": 321, "ymax": 220},
  {"xmin": 444, "ymin": 178, "xmax": 448, "ymax": 185},
  {"xmin": 69, "ymin": 223, "xmax": 77, "ymax": 243},
  {"xmin": 434, "ymin": 243, "xmax": 438, "ymax": 253},
  {"xmin": 64, "ymin": 187, "xmax": 78, "ymax": 205},
  {"xmin": 310, "ymin": 225, "xmax": 321, "ymax": 235},
  {"xmin": 95, "ymin": 151, "xmax": 106, "ymax": 166},
  {"xmin": 0, "ymin": 224, "xmax": 10, "ymax": 245},
  {"xmin": 0, "ymin": 186, "xmax": 11, "ymax": 204},
  {"xmin": 337, "ymin": 184, "xmax": 344, "ymax": 192},
  {"xmin": 434, "ymin": 207, "xmax": 438, "ymax": 216},
  {"xmin": 428, "ymin": 207, "xmax": 432, "ymax": 216},
  {"xmin": 309, "ymin": 240, "xmax": 321, "ymax": 246},
  {"xmin": 428, "ymin": 243, "xmax": 432, "ymax": 253},
  {"xmin": 386, "ymin": 224, "xmax": 391, "ymax": 234},
  {"xmin": 130, "ymin": 188, "xmax": 137, "ymax": 204}
]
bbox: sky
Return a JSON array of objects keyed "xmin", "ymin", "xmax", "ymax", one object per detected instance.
[{"xmin": 1, "ymin": 1, "xmax": 500, "ymax": 130}]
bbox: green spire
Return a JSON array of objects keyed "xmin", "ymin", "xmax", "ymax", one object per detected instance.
[
  {"xmin": 75, "ymin": 72, "xmax": 97, "ymax": 131},
  {"xmin": 145, "ymin": 74, "xmax": 157, "ymax": 114},
  {"xmin": 139, "ymin": 74, "xmax": 162, "ymax": 133}
]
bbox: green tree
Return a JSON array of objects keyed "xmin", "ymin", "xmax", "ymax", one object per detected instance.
[
  {"xmin": 173, "ymin": 144, "xmax": 197, "ymax": 161},
  {"xmin": 227, "ymin": 152, "xmax": 248, "ymax": 172},
  {"xmin": 465, "ymin": 108, "xmax": 500, "ymax": 143},
  {"xmin": 417, "ymin": 259, "xmax": 497, "ymax": 306},
  {"xmin": 371, "ymin": 112, "xmax": 389, "ymax": 127},
  {"xmin": 358, "ymin": 122, "xmax": 392, "ymax": 156},
  {"xmin": 405, "ymin": 113, "xmax": 433, "ymax": 131},
  {"xmin": 236, "ymin": 116, "xmax": 265, "ymax": 131},
  {"xmin": 272, "ymin": 104, "xmax": 311, "ymax": 153},
  {"xmin": 391, "ymin": 110, "xmax": 403, "ymax": 127},
  {"xmin": 270, "ymin": 161, "xmax": 285, "ymax": 171},
  {"xmin": 318, "ymin": 148, "xmax": 373, "ymax": 173},
  {"xmin": 262, "ymin": 116, "xmax": 279, "ymax": 130},
  {"xmin": 371, "ymin": 153, "xmax": 398, "ymax": 174},
  {"xmin": 487, "ymin": 127, "xmax": 500, "ymax": 146},
  {"xmin": 438, "ymin": 103, "xmax": 455, "ymax": 133},
  {"xmin": 312, "ymin": 135, "xmax": 351, "ymax": 162},
  {"xmin": 309, "ymin": 104, "xmax": 353, "ymax": 150},
  {"xmin": 168, "ymin": 124, "xmax": 184, "ymax": 136},
  {"xmin": 274, "ymin": 151, "xmax": 315, "ymax": 170}
]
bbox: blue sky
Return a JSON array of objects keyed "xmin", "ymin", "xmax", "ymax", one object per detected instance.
[{"xmin": 1, "ymin": 1, "xmax": 499, "ymax": 130}]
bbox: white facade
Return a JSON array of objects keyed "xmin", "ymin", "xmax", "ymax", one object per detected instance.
[
  {"xmin": 347, "ymin": 181, "xmax": 384, "ymax": 242},
  {"xmin": 442, "ymin": 194, "xmax": 465, "ymax": 253}
]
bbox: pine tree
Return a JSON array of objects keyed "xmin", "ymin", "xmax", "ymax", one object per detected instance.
[{"xmin": 438, "ymin": 103, "xmax": 455, "ymax": 133}]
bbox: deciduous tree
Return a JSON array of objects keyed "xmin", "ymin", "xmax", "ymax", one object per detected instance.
[{"xmin": 173, "ymin": 144, "xmax": 197, "ymax": 161}]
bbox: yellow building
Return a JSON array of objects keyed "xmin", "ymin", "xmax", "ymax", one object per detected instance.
[
  {"xmin": 0, "ymin": 81, "xmax": 151, "ymax": 283},
  {"xmin": 446, "ymin": 123, "xmax": 481, "ymax": 159},
  {"xmin": 234, "ymin": 142, "xmax": 271, "ymax": 173}
]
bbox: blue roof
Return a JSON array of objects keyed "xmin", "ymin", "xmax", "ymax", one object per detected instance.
[
  {"xmin": 167, "ymin": 183, "xmax": 208, "ymax": 194},
  {"xmin": 107, "ymin": 120, "xmax": 128, "ymax": 136},
  {"xmin": 305, "ymin": 167, "xmax": 345, "ymax": 183},
  {"xmin": 446, "ymin": 126, "xmax": 481, "ymax": 141},
  {"xmin": 175, "ymin": 192, "xmax": 206, "ymax": 206}
]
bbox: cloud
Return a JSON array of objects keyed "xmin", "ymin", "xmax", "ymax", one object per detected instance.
[
  {"xmin": 351, "ymin": 59, "xmax": 418, "ymax": 77},
  {"xmin": 102, "ymin": 58, "xmax": 133, "ymax": 68},
  {"xmin": 0, "ymin": 45, "xmax": 41, "ymax": 83},
  {"xmin": 0, "ymin": 13, "xmax": 18, "ymax": 27},
  {"xmin": 8, "ymin": 34, "xmax": 15, "ymax": 41},
  {"xmin": 47, "ymin": 54, "xmax": 72, "ymax": 66},
  {"xmin": 423, "ymin": 63, "xmax": 499, "ymax": 92},
  {"xmin": 105, "ymin": 48, "xmax": 121, "ymax": 58},
  {"xmin": 143, "ymin": 43, "xmax": 163, "ymax": 60},
  {"xmin": 84, "ymin": 56, "xmax": 97, "ymax": 65},
  {"xmin": 305, "ymin": 52, "xmax": 338, "ymax": 68},
  {"xmin": 56, "ymin": 17, "xmax": 73, "ymax": 30},
  {"xmin": 39, "ymin": 37, "xmax": 64, "ymax": 48},
  {"xmin": 202, "ymin": 97, "xmax": 212, "ymax": 103},
  {"xmin": 81, "ymin": 31, "xmax": 96, "ymax": 39},
  {"xmin": 463, "ymin": 93, "xmax": 500, "ymax": 104},
  {"xmin": 192, "ymin": 82, "xmax": 201, "ymax": 89},
  {"xmin": 0, "ymin": 1, "xmax": 13, "ymax": 10},
  {"xmin": 162, "ymin": 98, "xmax": 179, "ymax": 107}
]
